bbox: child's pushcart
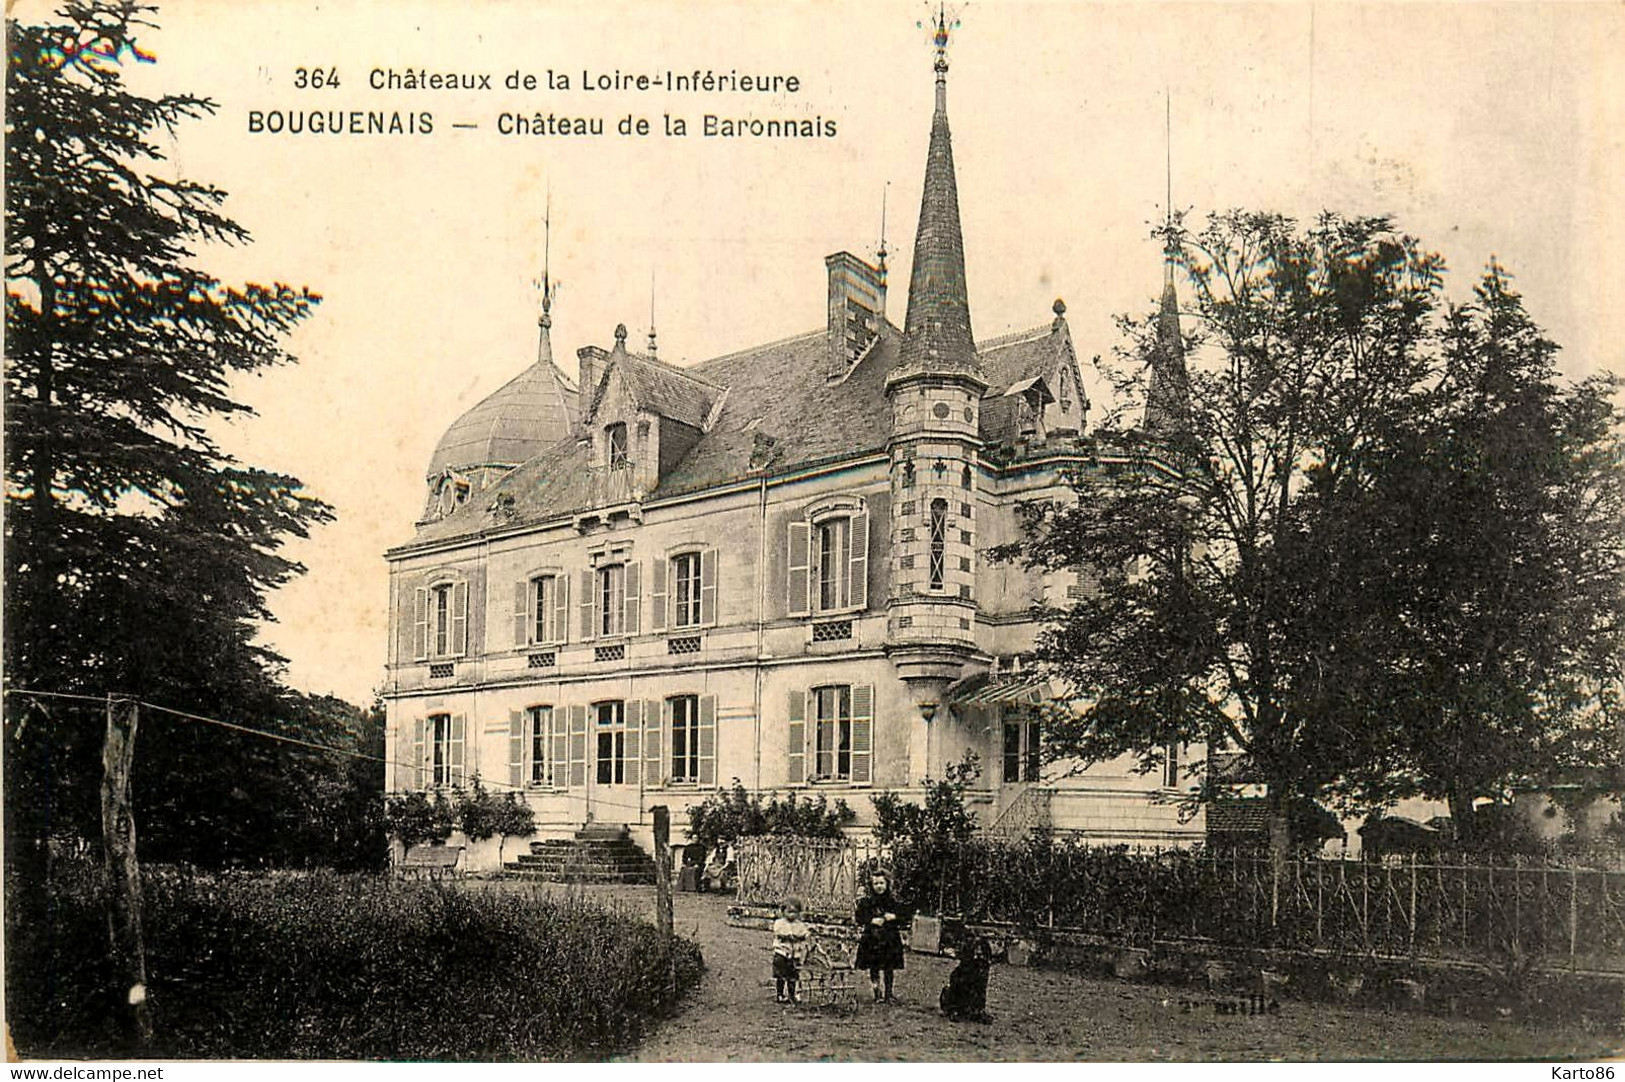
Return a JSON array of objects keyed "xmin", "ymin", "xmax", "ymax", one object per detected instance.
[{"xmin": 798, "ymin": 932, "xmax": 859, "ymax": 1010}]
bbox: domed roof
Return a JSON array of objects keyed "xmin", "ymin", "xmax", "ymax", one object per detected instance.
[{"xmin": 426, "ymin": 355, "xmax": 578, "ymax": 478}]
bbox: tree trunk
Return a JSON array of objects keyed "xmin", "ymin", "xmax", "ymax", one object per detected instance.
[{"xmin": 1448, "ymin": 787, "xmax": 1476, "ymax": 850}]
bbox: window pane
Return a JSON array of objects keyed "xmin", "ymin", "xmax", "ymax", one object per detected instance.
[
  {"xmin": 534, "ymin": 577, "xmax": 551, "ymax": 642},
  {"xmin": 599, "ymin": 564, "xmax": 623, "ymax": 636},
  {"xmin": 929, "ymin": 499, "xmax": 947, "ymax": 590},
  {"xmin": 1003, "ymin": 722, "xmax": 1020, "ymax": 784},
  {"xmin": 1025, "ymin": 721, "xmax": 1042, "ymax": 782},
  {"xmin": 674, "ymin": 554, "xmax": 700, "ymax": 628},
  {"xmin": 817, "ymin": 519, "xmax": 849, "ymax": 611}
]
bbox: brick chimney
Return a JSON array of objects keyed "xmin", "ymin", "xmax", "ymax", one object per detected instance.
[
  {"xmin": 577, "ymin": 345, "xmax": 608, "ymax": 414},
  {"xmin": 824, "ymin": 251, "xmax": 885, "ymax": 382}
]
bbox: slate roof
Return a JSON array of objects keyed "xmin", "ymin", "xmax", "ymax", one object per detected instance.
[
  {"xmin": 980, "ymin": 325, "xmax": 1061, "ymax": 394},
  {"xmin": 592, "ymin": 349, "xmax": 721, "ymax": 431},
  {"xmin": 426, "ymin": 357, "xmax": 577, "ymax": 477},
  {"xmin": 1206, "ymin": 798, "xmax": 1270, "ymax": 836},
  {"xmin": 401, "ymin": 317, "xmax": 1085, "ymax": 549}
]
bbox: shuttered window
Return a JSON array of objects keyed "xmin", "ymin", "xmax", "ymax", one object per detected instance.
[
  {"xmin": 789, "ymin": 507, "xmax": 869, "ymax": 617},
  {"xmin": 813, "ymin": 685, "xmax": 852, "ymax": 781},
  {"xmin": 426, "ymin": 713, "xmax": 465, "ymax": 788},
  {"xmin": 1003, "ymin": 717, "xmax": 1042, "ymax": 784},
  {"xmin": 673, "ymin": 553, "xmax": 702, "ymax": 628},
  {"xmin": 414, "ymin": 578, "xmax": 469, "ymax": 659},
  {"xmin": 791, "ymin": 684, "xmax": 874, "ymax": 785}
]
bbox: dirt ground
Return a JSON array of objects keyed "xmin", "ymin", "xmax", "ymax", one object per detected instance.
[{"xmin": 493, "ymin": 881, "xmax": 1622, "ymax": 1062}]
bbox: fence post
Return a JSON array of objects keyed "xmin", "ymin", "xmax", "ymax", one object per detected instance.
[
  {"xmin": 1408, "ymin": 854, "xmax": 1418, "ymax": 956},
  {"xmin": 651, "ymin": 806, "xmax": 675, "ymax": 995},
  {"xmin": 1570, "ymin": 866, "xmax": 1579, "ymax": 971},
  {"xmin": 1315, "ymin": 858, "xmax": 1324, "ymax": 950},
  {"xmin": 102, "ymin": 694, "xmax": 152, "ymax": 1049}
]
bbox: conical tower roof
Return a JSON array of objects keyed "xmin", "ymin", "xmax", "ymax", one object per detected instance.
[
  {"xmin": 1143, "ymin": 258, "xmax": 1192, "ymax": 437},
  {"xmin": 891, "ymin": 11, "xmax": 983, "ymax": 388}
]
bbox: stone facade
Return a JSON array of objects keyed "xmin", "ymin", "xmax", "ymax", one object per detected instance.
[{"xmin": 382, "ymin": 34, "xmax": 1203, "ymax": 865}]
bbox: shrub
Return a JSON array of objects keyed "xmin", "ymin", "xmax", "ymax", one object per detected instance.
[
  {"xmin": 870, "ymin": 754, "xmax": 981, "ymax": 913},
  {"xmin": 5, "ymin": 863, "xmax": 703, "ymax": 1060},
  {"xmin": 687, "ymin": 780, "xmax": 854, "ymax": 860},
  {"xmin": 383, "ymin": 778, "xmax": 536, "ymax": 850}
]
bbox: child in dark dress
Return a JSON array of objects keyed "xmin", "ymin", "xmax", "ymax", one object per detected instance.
[{"xmin": 854, "ymin": 870, "xmax": 911, "ymax": 1003}]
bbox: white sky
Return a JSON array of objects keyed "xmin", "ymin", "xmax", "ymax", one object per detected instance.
[{"xmin": 27, "ymin": 0, "xmax": 1620, "ymax": 705}]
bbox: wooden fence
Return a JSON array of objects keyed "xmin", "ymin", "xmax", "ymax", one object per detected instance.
[{"xmin": 733, "ymin": 835, "xmax": 1625, "ymax": 973}]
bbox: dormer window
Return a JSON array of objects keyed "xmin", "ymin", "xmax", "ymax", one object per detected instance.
[{"xmin": 606, "ymin": 422, "xmax": 630, "ymax": 468}]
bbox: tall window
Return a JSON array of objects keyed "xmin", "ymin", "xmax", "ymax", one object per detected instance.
[
  {"xmin": 529, "ymin": 706, "xmax": 554, "ymax": 786},
  {"xmin": 816, "ymin": 517, "xmax": 850, "ymax": 612},
  {"xmin": 432, "ymin": 583, "xmax": 454, "ymax": 656},
  {"xmin": 598, "ymin": 563, "xmax": 625, "ymax": 637},
  {"xmin": 430, "ymin": 713, "xmax": 453, "ymax": 787},
  {"xmin": 673, "ymin": 552, "xmax": 701, "ymax": 628},
  {"xmin": 606, "ymin": 422, "xmax": 629, "ymax": 467},
  {"xmin": 928, "ymin": 498, "xmax": 947, "ymax": 590},
  {"xmin": 669, "ymin": 695, "xmax": 699, "ymax": 783},
  {"xmin": 595, "ymin": 701, "xmax": 626, "ymax": 784},
  {"xmin": 1163, "ymin": 743, "xmax": 1180, "ymax": 789},
  {"xmin": 532, "ymin": 575, "xmax": 556, "ymax": 643},
  {"xmin": 1002, "ymin": 717, "xmax": 1041, "ymax": 783},
  {"xmin": 813, "ymin": 685, "xmax": 853, "ymax": 781}
]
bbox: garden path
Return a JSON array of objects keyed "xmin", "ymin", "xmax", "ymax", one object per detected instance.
[{"xmin": 494, "ymin": 882, "xmax": 1617, "ymax": 1061}]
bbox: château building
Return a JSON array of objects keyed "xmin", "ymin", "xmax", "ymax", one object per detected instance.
[{"xmin": 383, "ymin": 21, "xmax": 1202, "ymax": 864}]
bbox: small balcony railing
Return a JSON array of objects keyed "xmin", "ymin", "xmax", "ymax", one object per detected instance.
[{"xmin": 586, "ymin": 461, "xmax": 637, "ymax": 508}]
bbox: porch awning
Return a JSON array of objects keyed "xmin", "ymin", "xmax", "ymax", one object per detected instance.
[{"xmin": 944, "ymin": 671, "xmax": 1056, "ymax": 707}]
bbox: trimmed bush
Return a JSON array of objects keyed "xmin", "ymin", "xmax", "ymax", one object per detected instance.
[{"xmin": 6, "ymin": 863, "xmax": 703, "ymax": 1060}]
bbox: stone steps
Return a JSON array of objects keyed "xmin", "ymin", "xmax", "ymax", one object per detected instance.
[{"xmin": 501, "ymin": 823, "xmax": 656, "ymax": 885}]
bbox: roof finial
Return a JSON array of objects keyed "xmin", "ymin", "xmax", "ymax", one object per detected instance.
[
  {"xmin": 647, "ymin": 269, "xmax": 658, "ymax": 358},
  {"xmin": 1163, "ymin": 89, "xmax": 1178, "ymax": 266},
  {"xmin": 920, "ymin": 2, "xmax": 963, "ymax": 112},
  {"xmin": 877, "ymin": 181, "xmax": 890, "ymax": 270},
  {"xmin": 541, "ymin": 184, "xmax": 554, "ymax": 328}
]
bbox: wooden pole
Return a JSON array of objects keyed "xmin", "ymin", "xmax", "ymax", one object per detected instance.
[
  {"xmin": 102, "ymin": 694, "xmax": 152, "ymax": 1048},
  {"xmin": 651, "ymin": 805, "xmax": 675, "ymax": 994}
]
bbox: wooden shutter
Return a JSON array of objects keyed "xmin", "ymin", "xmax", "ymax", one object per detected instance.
[
  {"xmin": 550, "ymin": 710, "xmax": 569, "ymax": 790},
  {"xmin": 568, "ymin": 704, "xmax": 588, "ymax": 787},
  {"xmin": 698, "ymin": 694, "xmax": 717, "ymax": 787},
  {"xmin": 623, "ymin": 701, "xmax": 642, "ymax": 778},
  {"xmin": 787, "ymin": 688, "xmax": 807, "ymax": 785},
  {"xmin": 849, "ymin": 511, "xmax": 870, "ymax": 610},
  {"xmin": 850, "ymin": 684, "xmax": 874, "ymax": 784},
  {"xmin": 788, "ymin": 521, "xmax": 811, "ymax": 617},
  {"xmin": 449, "ymin": 714, "xmax": 467, "ymax": 787},
  {"xmin": 623, "ymin": 561, "xmax": 641, "ymax": 636},
  {"xmin": 644, "ymin": 699, "xmax": 663, "ymax": 787},
  {"xmin": 579, "ymin": 569, "xmax": 596, "ymax": 641},
  {"xmin": 553, "ymin": 574, "xmax": 570, "ymax": 644},
  {"xmin": 700, "ymin": 548, "xmax": 718, "ymax": 626},
  {"xmin": 650, "ymin": 557, "xmax": 668, "ymax": 632},
  {"xmin": 508, "ymin": 709, "xmax": 525, "ymax": 788},
  {"xmin": 412, "ymin": 587, "xmax": 429, "ymax": 660},
  {"xmin": 513, "ymin": 581, "xmax": 530, "ymax": 648},
  {"xmin": 413, "ymin": 718, "xmax": 427, "ymax": 789},
  {"xmin": 451, "ymin": 581, "xmax": 469, "ymax": 656}
]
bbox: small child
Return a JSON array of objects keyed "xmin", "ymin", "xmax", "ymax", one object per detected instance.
[{"xmin": 771, "ymin": 897, "xmax": 811, "ymax": 1004}]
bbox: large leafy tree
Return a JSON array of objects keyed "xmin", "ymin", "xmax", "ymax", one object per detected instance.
[
  {"xmin": 1353, "ymin": 267, "xmax": 1625, "ymax": 841},
  {"xmin": 1001, "ymin": 210, "xmax": 1625, "ymax": 860},
  {"xmin": 997, "ymin": 211, "xmax": 1446, "ymax": 862},
  {"xmin": 4, "ymin": 1, "xmax": 335, "ymax": 870}
]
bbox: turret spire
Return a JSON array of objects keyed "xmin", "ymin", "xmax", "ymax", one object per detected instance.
[
  {"xmin": 1145, "ymin": 91, "xmax": 1192, "ymax": 437},
  {"xmin": 537, "ymin": 187, "xmax": 555, "ymax": 367},
  {"xmin": 892, "ymin": 4, "xmax": 982, "ymax": 387}
]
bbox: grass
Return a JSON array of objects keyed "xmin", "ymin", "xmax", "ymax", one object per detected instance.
[{"xmin": 5, "ymin": 862, "xmax": 704, "ymax": 1060}]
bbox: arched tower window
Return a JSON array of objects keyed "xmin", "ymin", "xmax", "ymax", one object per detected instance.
[{"xmin": 928, "ymin": 498, "xmax": 947, "ymax": 590}]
